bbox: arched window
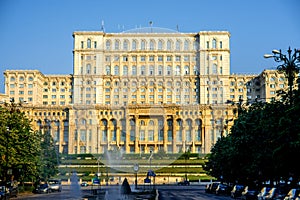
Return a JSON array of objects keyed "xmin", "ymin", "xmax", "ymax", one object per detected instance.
[
  {"xmin": 149, "ymin": 40, "xmax": 155, "ymax": 50},
  {"xmin": 149, "ymin": 120, "xmax": 154, "ymax": 126},
  {"xmin": 105, "ymin": 66, "xmax": 111, "ymax": 75},
  {"xmin": 176, "ymin": 40, "xmax": 181, "ymax": 51},
  {"xmin": 158, "ymin": 40, "xmax": 163, "ymax": 50},
  {"xmin": 101, "ymin": 119, "xmax": 108, "ymax": 126},
  {"xmin": 10, "ymin": 76, "xmax": 15, "ymax": 81},
  {"xmin": 140, "ymin": 120, "xmax": 145, "ymax": 126},
  {"xmin": 106, "ymin": 40, "xmax": 111, "ymax": 50},
  {"xmin": 114, "ymin": 65, "xmax": 119, "ymax": 75},
  {"xmin": 87, "ymin": 39, "xmax": 91, "ymax": 48},
  {"xmin": 212, "ymin": 39, "xmax": 217, "ymax": 49},
  {"xmin": 184, "ymin": 40, "xmax": 189, "ymax": 51},
  {"xmin": 167, "ymin": 40, "xmax": 172, "ymax": 50},
  {"xmin": 141, "ymin": 40, "xmax": 146, "ymax": 50},
  {"xmin": 123, "ymin": 40, "xmax": 129, "ymax": 50},
  {"xmin": 176, "ymin": 119, "xmax": 183, "ymax": 126},
  {"xmin": 132, "ymin": 40, "xmax": 137, "ymax": 50},
  {"xmin": 123, "ymin": 66, "xmax": 128, "ymax": 75}
]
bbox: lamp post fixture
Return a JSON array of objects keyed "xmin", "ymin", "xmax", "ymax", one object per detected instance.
[
  {"xmin": 133, "ymin": 163, "xmax": 139, "ymax": 189},
  {"xmin": 264, "ymin": 47, "xmax": 300, "ymax": 103}
]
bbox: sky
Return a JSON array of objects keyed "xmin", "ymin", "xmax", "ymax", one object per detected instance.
[{"xmin": 0, "ymin": 0, "xmax": 300, "ymax": 93}]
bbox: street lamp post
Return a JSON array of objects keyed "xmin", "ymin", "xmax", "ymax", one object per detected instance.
[
  {"xmin": 5, "ymin": 127, "xmax": 10, "ymax": 183},
  {"xmin": 264, "ymin": 47, "xmax": 300, "ymax": 103},
  {"xmin": 97, "ymin": 157, "xmax": 101, "ymax": 188},
  {"xmin": 133, "ymin": 163, "xmax": 139, "ymax": 190}
]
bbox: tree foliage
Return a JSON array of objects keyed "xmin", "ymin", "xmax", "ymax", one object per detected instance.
[
  {"xmin": 0, "ymin": 102, "xmax": 59, "ymax": 184},
  {"xmin": 204, "ymin": 89, "xmax": 300, "ymax": 186}
]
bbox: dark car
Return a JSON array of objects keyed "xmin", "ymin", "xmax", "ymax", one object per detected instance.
[
  {"xmin": 34, "ymin": 183, "xmax": 52, "ymax": 194},
  {"xmin": 231, "ymin": 184, "xmax": 245, "ymax": 199},
  {"xmin": 205, "ymin": 183, "xmax": 212, "ymax": 193},
  {"xmin": 284, "ymin": 189, "xmax": 300, "ymax": 200},
  {"xmin": 207, "ymin": 182, "xmax": 220, "ymax": 194},
  {"xmin": 265, "ymin": 187, "xmax": 285, "ymax": 200},
  {"xmin": 215, "ymin": 183, "xmax": 231, "ymax": 195},
  {"xmin": 241, "ymin": 186, "xmax": 259, "ymax": 200},
  {"xmin": 0, "ymin": 186, "xmax": 9, "ymax": 200},
  {"xmin": 257, "ymin": 187, "xmax": 272, "ymax": 200},
  {"xmin": 81, "ymin": 182, "xmax": 89, "ymax": 187},
  {"xmin": 178, "ymin": 180, "xmax": 190, "ymax": 186},
  {"xmin": 0, "ymin": 181, "xmax": 18, "ymax": 199}
]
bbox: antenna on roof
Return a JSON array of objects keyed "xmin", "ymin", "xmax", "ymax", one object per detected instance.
[
  {"xmin": 101, "ymin": 20, "xmax": 105, "ymax": 32},
  {"xmin": 176, "ymin": 24, "xmax": 179, "ymax": 32}
]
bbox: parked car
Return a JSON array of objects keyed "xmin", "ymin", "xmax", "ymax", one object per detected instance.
[
  {"xmin": 264, "ymin": 187, "xmax": 285, "ymax": 200},
  {"xmin": 34, "ymin": 183, "xmax": 52, "ymax": 194},
  {"xmin": 0, "ymin": 185, "xmax": 9, "ymax": 200},
  {"xmin": 205, "ymin": 183, "xmax": 212, "ymax": 193},
  {"xmin": 215, "ymin": 183, "xmax": 231, "ymax": 195},
  {"xmin": 207, "ymin": 182, "xmax": 220, "ymax": 194},
  {"xmin": 178, "ymin": 180, "xmax": 190, "ymax": 186},
  {"xmin": 81, "ymin": 182, "xmax": 89, "ymax": 187},
  {"xmin": 241, "ymin": 186, "xmax": 259, "ymax": 200},
  {"xmin": 257, "ymin": 187, "xmax": 272, "ymax": 200},
  {"xmin": 48, "ymin": 179, "xmax": 62, "ymax": 192},
  {"xmin": 0, "ymin": 181, "xmax": 18, "ymax": 199},
  {"xmin": 231, "ymin": 184, "xmax": 245, "ymax": 199},
  {"xmin": 284, "ymin": 189, "xmax": 300, "ymax": 200}
]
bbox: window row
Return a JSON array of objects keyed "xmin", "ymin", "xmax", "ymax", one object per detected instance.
[
  {"xmin": 104, "ymin": 65, "xmax": 199, "ymax": 76},
  {"xmin": 10, "ymin": 76, "xmax": 34, "ymax": 82},
  {"xmin": 104, "ymin": 80, "xmax": 194, "ymax": 88},
  {"xmin": 104, "ymin": 39, "xmax": 199, "ymax": 51},
  {"xmin": 104, "ymin": 55, "xmax": 197, "ymax": 62}
]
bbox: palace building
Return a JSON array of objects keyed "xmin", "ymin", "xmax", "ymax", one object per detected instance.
[{"xmin": 2, "ymin": 27, "xmax": 292, "ymax": 155}]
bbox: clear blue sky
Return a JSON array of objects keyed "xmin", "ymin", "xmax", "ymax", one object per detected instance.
[{"xmin": 0, "ymin": 0, "xmax": 300, "ymax": 93}]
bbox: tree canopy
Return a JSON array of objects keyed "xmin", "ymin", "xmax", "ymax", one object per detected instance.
[
  {"xmin": 204, "ymin": 89, "xmax": 300, "ymax": 186},
  {"xmin": 0, "ymin": 101, "xmax": 59, "ymax": 184}
]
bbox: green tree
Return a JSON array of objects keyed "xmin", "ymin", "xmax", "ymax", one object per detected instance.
[
  {"xmin": 205, "ymin": 93, "xmax": 300, "ymax": 186},
  {"xmin": 37, "ymin": 122, "xmax": 59, "ymax": 181},
  {"xmin": 0, "ymin": 102, "xmax": 41, "ymax": 184}
]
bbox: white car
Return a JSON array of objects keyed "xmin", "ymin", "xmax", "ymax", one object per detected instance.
[{"xmin": 48, "ymin": 179, "xmax": 62, "ymax": 192}]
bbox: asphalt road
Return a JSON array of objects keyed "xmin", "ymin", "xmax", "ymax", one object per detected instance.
[{"xmin": 12, "ymin": 184, "xmax": 232, "ymax": 200}]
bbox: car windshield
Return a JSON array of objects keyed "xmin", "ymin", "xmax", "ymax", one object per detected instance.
[
  {"xmin": 48, "ymin": 180, "xmax": 60, "ymax": 184},
  {"xmin": 39, "ymin": 184, "xmax": 48, "ymax": 188}
]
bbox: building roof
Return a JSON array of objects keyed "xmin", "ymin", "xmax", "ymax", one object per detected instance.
[{"xmin": 122, "ymin": 26, "xmax": 179, "ymax": 33}]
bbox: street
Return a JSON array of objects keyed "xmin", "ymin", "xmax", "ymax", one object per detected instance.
[{"xmin": 12, "ymin": 184, "xmax": 232, "ymax": 200}]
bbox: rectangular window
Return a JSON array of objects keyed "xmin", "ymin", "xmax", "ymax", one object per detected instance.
[
  {"xmin": 158, "ymin": 130, "xmax": 164, "ymax": 141},
  {"xmin": 148, "ymin": 130, "xmax": 154, "ymax": 141},
  {"xmin": 168, "ymin": 130, "xmax": 172, "ymax": 142},
  {"xmin": 140, "ymin": 130, "xmax": 145, "ymax": 141}
]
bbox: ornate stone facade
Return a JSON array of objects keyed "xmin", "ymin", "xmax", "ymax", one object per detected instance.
[{"xmin": 2, "ymin": 27, "xmax": 292, "ymax": 155}]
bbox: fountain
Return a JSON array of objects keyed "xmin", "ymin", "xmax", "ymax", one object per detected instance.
[{"xmin": 69, "ymin": 172, "xmax": 82, "ymax": 199}]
